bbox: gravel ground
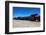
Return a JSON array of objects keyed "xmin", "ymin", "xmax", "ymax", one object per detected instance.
[{"xmin": 13, "ymin": 20, "xmax": 40, "ymax": 28}]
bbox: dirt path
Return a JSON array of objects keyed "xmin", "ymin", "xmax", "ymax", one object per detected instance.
[{"xmin": 13, "ymin": 20, "xmax": 40, "ymax": 28}]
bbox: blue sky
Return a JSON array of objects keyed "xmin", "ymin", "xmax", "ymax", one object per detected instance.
[{"xmin": 13, "ymin": 7, "xmax": 40, "ymax": 17}]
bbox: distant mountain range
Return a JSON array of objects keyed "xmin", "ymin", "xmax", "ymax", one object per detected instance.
[{"xmin": 13, "ymin": 14, "xmax": 40, "ymax": 22}]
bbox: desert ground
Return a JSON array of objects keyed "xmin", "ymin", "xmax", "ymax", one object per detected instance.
[{"xmin": 13, "ymin": 20, "xmax": 40, "ymax": 28}]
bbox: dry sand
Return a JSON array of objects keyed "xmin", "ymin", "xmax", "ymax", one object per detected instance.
[{"xmin": 13, "ymin": 20, "xmax": 40, "ymax": 28}]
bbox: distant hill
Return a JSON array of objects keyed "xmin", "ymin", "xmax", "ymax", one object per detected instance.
[{"xmin": 13, "ymin": 14, "xmax": 40, "ymax": 22}]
